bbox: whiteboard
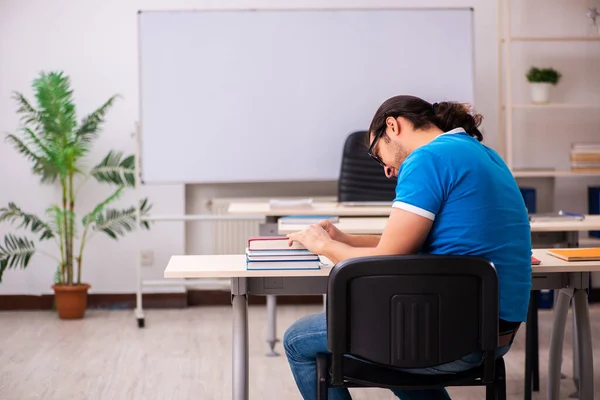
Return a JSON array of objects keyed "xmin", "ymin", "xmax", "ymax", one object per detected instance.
[{"xmin": 138, "ymin": 9, "xmax": 474, "ymax": 184}]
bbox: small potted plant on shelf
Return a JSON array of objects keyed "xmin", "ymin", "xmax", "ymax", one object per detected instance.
[
  {"xmin": 0, "ymin": 71, "xmax": 151, "ymax": 319},
  {"xmin": 526, "ymin": 66, "xmax": 562, "ymax": 104}
]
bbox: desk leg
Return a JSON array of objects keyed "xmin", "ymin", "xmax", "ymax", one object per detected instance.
[
  {"xmin": 573, "ymin": 287, "xmax": 594, "ymax": 400},
  {"xmin": 266, "ymin": 295, "xmax": 279, "ymax": 356},
  {"xmin": 261, "ymin": 221, "xmax": 280, "ymax": 356},
  {"xmin": 570, "ymin": 302, "xmax": 580, "ymax": 399},
  {"xmin": 232, "ymin": 279, "xmax": 249, "ymax": 400},
  {"xmin": 548, "ymin": 287, "xmax": 573, "ymax": 400},
  {"xmin": 566, "ymin": 231, "xmax": 580, "ymax": 397}
]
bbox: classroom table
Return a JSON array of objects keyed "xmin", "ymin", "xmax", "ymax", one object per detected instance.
[
  {"xmin": 277, "ymin": 215, "xmax": 600, "ymax": 236},
  {"xmin": 164, "ymin": 249, "xmax": 596, "ymax": 400},
  {"xmin": 228, "ymin": 201, "xmax": 392, "ymax": 355},
  {"xmin": 227, "ymin": 201, "xmax": 392, "ymax": 217}
]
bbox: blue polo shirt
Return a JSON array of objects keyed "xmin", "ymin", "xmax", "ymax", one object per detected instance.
[{"xmin": 393, "ymin": 128, "xmax": 532, "ymax": 322}]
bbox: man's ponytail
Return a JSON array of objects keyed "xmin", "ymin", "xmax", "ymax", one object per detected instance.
[{"xmin": 432, "ymin": 102, "xmax": 483, "ymax": 142}]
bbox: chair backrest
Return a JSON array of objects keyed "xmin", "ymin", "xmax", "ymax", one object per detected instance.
[
  {"xmin": 337, "ymin": 131, "xmax": 397, "ymax": 203},
  {"xmin": 326, "ymin": 255, "xmax": 499, "ymax": 384}
]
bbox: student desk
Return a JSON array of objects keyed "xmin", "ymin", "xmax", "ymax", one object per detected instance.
[
  {"xmin": 165, "ymin": 250, "xmax": 596, "ymax": 400},
  {"xmin": 228, "ymin": 201, "xmax": 393, "ymax": 355},
  {"xmin": 227, "ymin": 201, "xmax": 392, "ymax": 217},
  {"xmin": 277, "ymin": 215, "xmax": 600, "ymax": 237}
]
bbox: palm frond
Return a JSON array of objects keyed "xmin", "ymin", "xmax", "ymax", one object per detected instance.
[
  {"xmin": 12, "ymin": 92, "xmax": 43, "ymax": 130},
  {"xmin": 0, "ymin": 203, "xmax": 55, "ymax": 240},
  {"xmin": 92, "ymin": 198, "xmax": 151, "ymax": 239},
  {"xmin": 33, "ymin": 71, "xmax": 77, "ymax": 140},
  {"xmin": 82, "ymin": 187, "xmax": 124, "ymax": 227},
  {"xmin": 0, "ymin": 234, "xmax": 36, "ymax": 282},
  {"xmin": 76, "ymin": 95, "xmax": 120, "ymax": 145},
  {"xmin": 5, "ymin": 134, "xmax": 61, "ymax": 183},
  {"xmin": 91, "ymin": 150, "xmax": 135, "ymax": 187},
  {"xmin": 21, "ymin": 127, "xmax": 53, "ymax": 158},
  {"xmin": 21, "ymin": 128, "xmax": 67, "ymax": 177}
]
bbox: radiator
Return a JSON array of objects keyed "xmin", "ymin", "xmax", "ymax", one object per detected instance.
[{"xmin": 209, "ymin": 198, "xmax": 261, "ymax": 254}]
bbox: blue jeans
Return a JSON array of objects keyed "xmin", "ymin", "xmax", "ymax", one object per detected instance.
[{"xmin": 283, "ymin": 312, "xmax": 511, "ymax": 400}]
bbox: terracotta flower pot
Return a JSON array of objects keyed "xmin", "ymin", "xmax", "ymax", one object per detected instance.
[{"xmin": 52, "ymin": 283, "xmax": 91, "ymax": 319}]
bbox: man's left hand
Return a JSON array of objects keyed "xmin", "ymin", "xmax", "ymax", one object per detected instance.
[{"xmin": 286, "ymin": 224, "xmax": 333, "ymax": 254}]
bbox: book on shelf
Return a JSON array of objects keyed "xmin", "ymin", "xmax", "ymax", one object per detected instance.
[
  {"xmin": 570, "ymin": 154, "xmax": 600, "ymax": 163},
  {"xmin": 571, "ymin": 142, "xmax": 600, "ymax": 152},
  {"xmin": 279, "ymin": 215, "xmax": 339, "ymax": 224},
  {"xmin": 570, "ymin": 166, "xmax": 600, "ymax": 173},
  {"xmin": 570, "ymin": 143, "xmax": 600, "ymax": 168},
  {"xmin": 547, "ymin": 248, "xmax": 600, "ymax": 261}
]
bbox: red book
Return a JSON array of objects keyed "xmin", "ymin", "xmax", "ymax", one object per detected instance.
[
  {"xmin": 531, "ymin": 255, "xmax": 541, "ymax": 265},
  {"xmin": 247, "ymin": 236, "xmax": 307, "ymax": 251}
]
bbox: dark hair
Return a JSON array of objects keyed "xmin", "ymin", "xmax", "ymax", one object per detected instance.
[{"xmin": 367, "ymin": 95, "xmax": 483, "ymax": 143}]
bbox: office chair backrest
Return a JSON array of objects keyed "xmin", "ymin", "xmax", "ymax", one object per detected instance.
[
  {"xmin": 327, "ymin": 255, "xmax": 499, "ymax": 382},
  {"xmin": 338, "ymin": 131, "xmax": 397, "ymax": 202}
]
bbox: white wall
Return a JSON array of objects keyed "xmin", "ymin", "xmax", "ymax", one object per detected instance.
[{"xmin": 1, "ymin": 0, "xmax": 598, "ymax": 295}]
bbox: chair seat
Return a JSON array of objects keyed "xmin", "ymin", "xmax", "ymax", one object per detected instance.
[{"xmin": 325, "ymin": 354, "xmax": 503, "ymax": 391}]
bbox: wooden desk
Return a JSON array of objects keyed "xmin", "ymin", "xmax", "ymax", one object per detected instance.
[
  {"xmin": 228, "ymin": 201, "xmax": 392, "ymax": 355},
  {"xmin": 277, "ymin": 215, "xmax": 600, "ymax": 235},
  {"xmin": 165, "ymin": 250, "xmax": 595, "ymax": 400},
  {"xmin": 227, "ymin": 201, "xmax": 391, "ymax": 217}
]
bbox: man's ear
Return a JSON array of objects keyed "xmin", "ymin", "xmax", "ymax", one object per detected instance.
[{"xmin": 385, "ymin": 116, "xmax": 402, "ymax": 137}]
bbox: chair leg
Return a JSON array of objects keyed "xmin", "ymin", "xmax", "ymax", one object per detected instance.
[
  {"xmin": 531, "ymin": 292, "xmax": 540, "ymax": 392},
  {"xmin": 486, "ymin": 385, "xmax": 496, "ymax": 400},
  {"xmin": 316, "ymin": 353, "xmax": 329, "ymax": 400},
  {"xmin": 524, "ymin": 291, "xmax": 538, "ymax": 400},
  {"xmin": 496, "ymin": 358, "xmax": 507, "ymax": 400},
  {"xmin": 486, "ymin": 358, "xmax": 506, "ymax": 400}
]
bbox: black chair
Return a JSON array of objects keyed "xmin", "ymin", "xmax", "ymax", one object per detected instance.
[
  {"xmin": 338, "ymin": 131, "xmax": 397, "ymax": 203},
  {"xmin": 317, "ymin": 255, "xmax": 509, "ymax": 400}
]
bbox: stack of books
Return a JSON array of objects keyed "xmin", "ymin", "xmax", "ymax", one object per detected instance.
[
  {"xmin": 570, "ymin": 143, "xmax": 600, "ymax": 173},
  {"xmin": 245, "ymin": 236, "xmax": 321, "ymax": 270}
]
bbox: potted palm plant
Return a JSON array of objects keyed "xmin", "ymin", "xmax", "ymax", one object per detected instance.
[
  {"xmin": 526, "ymin": 66, "xmax": 562, "ymax": 104},
  {"xmin": 0, "ymin": 71, "xmax": 151, "ymax": 319}
]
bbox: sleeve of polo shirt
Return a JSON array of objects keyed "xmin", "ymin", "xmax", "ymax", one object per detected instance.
[{"xmin": 392, "ymin": 149, "xmax": 451, "ymax": 221}]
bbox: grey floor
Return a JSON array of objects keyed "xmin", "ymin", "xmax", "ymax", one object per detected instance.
[{"xmin": 1, "ymin": 304, "xmax": 599, "ymax": 400}]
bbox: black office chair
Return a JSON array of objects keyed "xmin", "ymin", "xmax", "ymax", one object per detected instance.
[
  {"xmin": 317, "ymin": 255, "xmax": 508, "ymax": 400},
  {"xmin": 338, "ymin": 131, "xmax": 397, "ymax": 203}
]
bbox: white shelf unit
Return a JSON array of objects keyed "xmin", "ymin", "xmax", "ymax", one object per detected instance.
[{"xmin": 498, "ymin": 0, "xmax": 600, "ymax": 175}]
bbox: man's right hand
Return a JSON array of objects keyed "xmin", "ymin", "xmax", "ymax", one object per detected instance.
[{"xmin": 317, "ymin": 220, "xmax": 347, "ymax": 243}]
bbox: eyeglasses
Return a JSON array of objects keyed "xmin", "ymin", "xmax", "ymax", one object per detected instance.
[{"xmin": 367, "ymin": 127, "xmax": 386, "ymax": 167}]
